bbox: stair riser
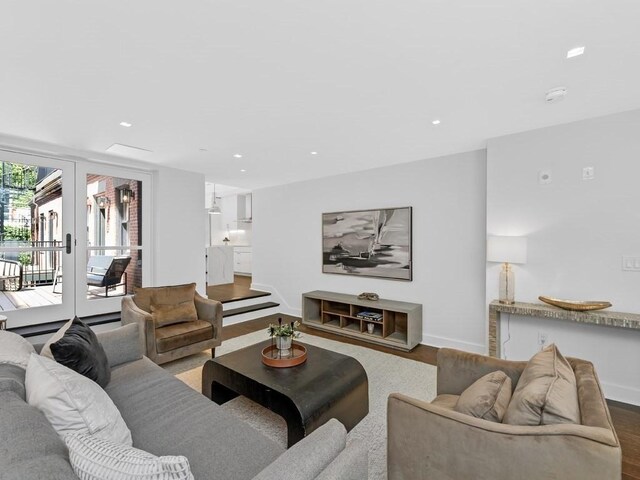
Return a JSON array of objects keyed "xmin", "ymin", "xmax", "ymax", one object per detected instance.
[{"xmin": 223, "ymin": 307, "xmax": 281, "ymax": 326}]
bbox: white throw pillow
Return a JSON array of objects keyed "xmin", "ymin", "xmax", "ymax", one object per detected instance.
[
  {"xmin": 25, "ymin": 353, "xmax": 132, "ymax": 445},
  {"xmin": 0, "ymin": 330, "xmax": 35, "ymax": 369},
  {"xmin": 40, "ymin": 317, "xmax": 74, "ymax": 359},
  {"xmin": 65, "ymin": 433, "xmax": 194, "ymax": 480}
]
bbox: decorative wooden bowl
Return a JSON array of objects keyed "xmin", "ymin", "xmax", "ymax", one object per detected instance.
[
  {"xmin": 261, "ymin": 344, "xmax": 308, "ymax": 368},
  {"xmin": 538, "ymin": 296, "xmax": 612, "ymax": 312}
]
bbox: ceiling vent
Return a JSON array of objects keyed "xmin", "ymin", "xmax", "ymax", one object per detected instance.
[
  {"xmin": 545, "ymin": 87, "xmax": 568, "ymax": 103},
  {"xmin": 105, "ymin": 143, "xmax": 153, "ymax": 159}
]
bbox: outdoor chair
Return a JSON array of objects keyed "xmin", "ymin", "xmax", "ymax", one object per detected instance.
[
  {"xmin": 0, "ymin": 259, "xmax": 23, "ymax": 292},
  {"xmin": 86, "ymin": 255, "xmax": 131, "ymax": 297}
]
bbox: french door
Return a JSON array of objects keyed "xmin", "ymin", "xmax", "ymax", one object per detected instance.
[
  {"xmin": 0, "ymin": 149, "xmax": 151, "ymax": 328},
  {"xmin": 75, "ymin": 162, "xmax": 151, "ymax": 318}
]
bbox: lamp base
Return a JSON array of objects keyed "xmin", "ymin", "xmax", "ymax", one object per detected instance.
[{"xmin": 498, "ymin": 263, "xmax": 515, "ymax": 304}]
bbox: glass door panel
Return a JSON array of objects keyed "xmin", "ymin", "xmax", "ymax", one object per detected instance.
[
  {"xmin": 0, "ymin": 149, "xmax": 75, "ymax": 327},
  {"xmin": 75, "ymin": 163, "xmax": 150, "ymax": 317}
]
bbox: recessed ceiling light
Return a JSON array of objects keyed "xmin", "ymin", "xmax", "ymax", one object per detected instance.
[
  {"xmin": 432, "ymin": 119, "xmax": 441, "ymax": 125},
  {"xmin": 240, "ymin": 169, "xmax": 246, "ymax": 173},
  {"xmin": 119, "ymin": 121, "xmax": 133, "ymax": 128},
  {"xmin": 233, "ymin": 154, "xmax": 243, "ymax": 158},
  {"xmin": 310, "ymin": 151, "xmax": 318, "ymax": 155},
  {"xmin": 566, "ymin": 46, "xmax": 585, "ymax": 58}
]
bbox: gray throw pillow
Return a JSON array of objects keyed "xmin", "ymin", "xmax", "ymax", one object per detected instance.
[
  {"xmin": 50, "ymin": 316, "xmax": 110, "ymax": 387},
  {"xmin": 454, "ymin": 370, "xmax": 512, "ymax": 422}
]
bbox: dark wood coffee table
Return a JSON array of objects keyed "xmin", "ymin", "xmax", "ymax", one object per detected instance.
[{"xmin": 202, "ymin": 340, "xmax": 369, "ymax": 447}]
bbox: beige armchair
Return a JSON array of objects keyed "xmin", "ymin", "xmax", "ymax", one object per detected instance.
[
  {"xmin": 121, "ymin": 283, "xmax": 223, "ymax": 365},
  {"xmin": 387, "ymin": 348, "xmax": 621, "ymax": 480}
]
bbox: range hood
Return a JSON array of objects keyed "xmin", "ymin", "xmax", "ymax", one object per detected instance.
[{"xmin": 237, "ymin": 193, "xmax": 252, "ymax": 223}]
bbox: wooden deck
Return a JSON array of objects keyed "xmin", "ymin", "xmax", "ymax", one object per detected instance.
[{"xmin": 0, "ymin": 284, "xmax": 127, "ymax": 311}]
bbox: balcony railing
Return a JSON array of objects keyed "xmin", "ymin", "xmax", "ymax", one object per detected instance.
[{"xmin": 0, "ymin": 240, "xmax": 62, "ymax": 287}]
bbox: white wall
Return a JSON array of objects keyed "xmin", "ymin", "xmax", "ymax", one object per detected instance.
[
  {"xmin": 253, "ymin": 150, "xmax": 487, "ymax": 352},
  {"xmin": 487, "ymin": 109, "xmax": 640, "ymax": 404},
  {"xmin": 153, "ymin": 167, "xmax": 206, "ymax": 294}
]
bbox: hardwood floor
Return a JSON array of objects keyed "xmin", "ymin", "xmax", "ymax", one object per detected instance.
[
  {"xmin": 207, "ymin": 275, "xmax": 268, "ymax": 303},
  {"xmin": 223, "ymin": 315, "xmax": 640, "ymax": 479}
]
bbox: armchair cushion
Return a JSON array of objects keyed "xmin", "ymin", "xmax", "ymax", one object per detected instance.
[
  {"xmin": 155, "ymin": 321, "xmax": 213, "ymax": 354},
  {"xmin": 133, "ymin": 283, "xmax": 196, "ymax": 313},
  {"xmin": 504, "ymin": 344, "xmax": 580, "ymax": 426},
  {"xmin": 454, "ymin": 370, "xmax": 512, "ymax": 423},
  {"xmin": 150, "ymin": 299, "xmax": 198, "ymax": 328}
]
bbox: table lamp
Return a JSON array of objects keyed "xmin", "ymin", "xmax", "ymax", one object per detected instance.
[{"xmin": 487, "ymin": 236, "xmax": 527, "ymax": 304}]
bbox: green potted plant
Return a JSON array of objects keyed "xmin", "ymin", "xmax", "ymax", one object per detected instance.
[{"xmin": 267, "ymin": 318, "xmax": 301, "ymax": 355}]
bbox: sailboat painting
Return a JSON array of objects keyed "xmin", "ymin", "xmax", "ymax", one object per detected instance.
[{"xmin": 322, "ymin": 207, "xmax": 412, "ymax": 280}]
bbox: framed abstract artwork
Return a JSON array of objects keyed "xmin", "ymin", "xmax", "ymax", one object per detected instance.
[{"xmin": 322, "ymin": 207, "xmax": 412, "ymax": 281}]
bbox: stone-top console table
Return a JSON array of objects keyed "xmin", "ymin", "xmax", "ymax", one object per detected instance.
[{"xmin": 489, "ymin": 300, "xmax": 640, "ymax": 357}]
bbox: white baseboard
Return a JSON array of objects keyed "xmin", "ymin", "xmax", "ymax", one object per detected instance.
[
  {"xmin": 601, "ymin": 381, "xmax": 640, "ymax": 406},
  {"xmin": 421, "ymin": 334, "xmax": 486, "ymax": 355}
]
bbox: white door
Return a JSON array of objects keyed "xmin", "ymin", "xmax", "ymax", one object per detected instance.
[
  {"xmin": 0, "ymin": 149, "xmax": 75, "ymax": 327},
  {"xmin": 75, "ymin": 162, "xmax": 151, "ymax": 317}
]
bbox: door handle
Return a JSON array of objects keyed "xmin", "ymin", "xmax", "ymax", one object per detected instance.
[{"xmin": 65, "ymin": 234, "xmax": 72, "ymax": 254}]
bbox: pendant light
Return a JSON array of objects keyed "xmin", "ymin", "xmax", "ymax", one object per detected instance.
[{"xmin": 208, "ymin": 184, "xmax": 222, "ymax": 215}]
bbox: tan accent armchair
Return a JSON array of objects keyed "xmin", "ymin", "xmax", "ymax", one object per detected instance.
[
  {"xmin": 121, "ymin": 283, "xmax": 223, "ymax": 365},
  {"xmin": 387, "ymin": 348, "xmax": 621, "ymax": 480}
]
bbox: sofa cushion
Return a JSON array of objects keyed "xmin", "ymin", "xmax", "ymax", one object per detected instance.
[
  {"xmin": 25, "ymin": 353, "xmax": 132, "ymax": 445},
  {"xmin": 66, "ymin": 433, "xmax": 194, "ymax": 480},
  {"xmin": 155, "ymin": 320, "xmax": 213, "ymax": 353},
  {"xmin": 0, "ymin": 389, "xmax": 77, "ymax": 480},
  {"xmin": 50, "ymin": 316, "xmax": 111, "ymax": 387},
  {"xmin": 0, "ymin": 363, "xmax": 26, "ymax": 399},
  {"xmin": 151, "ymin": 299, "xmax": 198, "ymax": 328},
  {"xmin": 503, "ymin": 344, "xmax": 580, "ymax": 426},
  {"xmin": 133, "ymin": 283, "xmax": 196, "ymax": 313},
  {"xmin": 96, "ymin": 323, "xmax": 143, "ymax": 369},
  {"xmin": 454, "ymin": 370, "xmax": 512, "ymax": 422},
  {"xmin": 106, "ymin": 357, "xmax": 284, "ymax": 480},
  {"xmin": 0, "ymin": 330, "xmax": 35, "ymax": 369}
]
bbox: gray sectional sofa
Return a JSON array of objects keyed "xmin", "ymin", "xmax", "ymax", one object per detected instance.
[{"xmin": 0, "ymin": 324, "xmax": 368, "ymax": 480}]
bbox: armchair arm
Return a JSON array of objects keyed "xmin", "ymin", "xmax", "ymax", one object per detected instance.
[
  {"xmin": 387, "ymin": 393, "xmax": 621, "ymax": 480},
  {"xmin": 121, "ymin": 296, "xmax": 156, "ymax": 359},
  {"xmin": 195, "ymin": 292, "xmax": 223, "ymax": 340},
  {"xmin": 436, "ymin": 348, "xmax": 527, "ymax": 395}
]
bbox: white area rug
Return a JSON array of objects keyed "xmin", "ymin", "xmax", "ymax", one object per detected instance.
[{"xmin": 163, "ymin": 331, "xmax": 437, "ymax": 480}]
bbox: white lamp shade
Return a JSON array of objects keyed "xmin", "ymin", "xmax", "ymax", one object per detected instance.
[{"xmin": 487, "ymin": 236, "xmax": 527, "ymax": 264}]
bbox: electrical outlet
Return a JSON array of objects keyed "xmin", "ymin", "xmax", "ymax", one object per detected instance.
[
  {"xmin": 622, "ymin": 256, "xmax": 640, "ymax": 271},
  {"xmin": 582, "ymin": 166, "xmax": 595, "ymax": 180},
  {"xmin": 538, "ymin": 332, "xmax": 548, "ymax": 346}
]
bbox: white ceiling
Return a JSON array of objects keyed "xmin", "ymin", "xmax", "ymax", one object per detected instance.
[{"xmin": 1, "ymin": 1, "xmax": 639, "ymax": 190}]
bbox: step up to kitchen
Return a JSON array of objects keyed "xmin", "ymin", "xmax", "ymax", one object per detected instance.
[{"xmin": 223, "ymin": 301, "xmax": 280, "ymax": 318}]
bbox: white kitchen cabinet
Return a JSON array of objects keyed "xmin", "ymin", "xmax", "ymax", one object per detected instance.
[{"xmin": 234, "ymin": 247, "xmax": 252, "ymax": 274}]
